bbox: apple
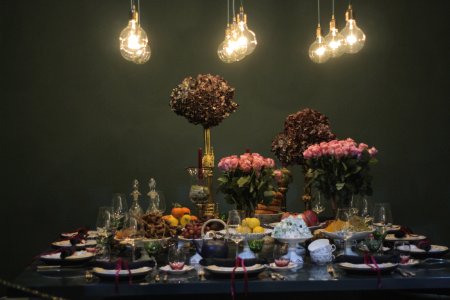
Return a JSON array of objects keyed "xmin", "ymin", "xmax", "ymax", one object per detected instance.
[{"xmin": 300, "ymin": 210, "xmax": 319, "ymax": 227}]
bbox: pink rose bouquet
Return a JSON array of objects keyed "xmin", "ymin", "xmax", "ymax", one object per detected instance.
[
  {"xmin": 303, "ymin": 138, "xmax": 378, "ymax": 207},
  {"xmin": 218, "ymin": 152, "xmax": 276, "ymax": 214}
]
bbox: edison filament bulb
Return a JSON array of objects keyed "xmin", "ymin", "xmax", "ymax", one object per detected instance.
[{"xmin": 341, "ymin": 5, "xmax": 366, "ymax": 54}]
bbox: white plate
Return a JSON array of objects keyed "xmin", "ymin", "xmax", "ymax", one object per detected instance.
[
  {"xmin": 339, "ymin": 262, "xmax": 398, "ymax": 269},
  {"xmin": 385, "ymin": 234, "xmax": 427, "ymax": 241},
  {"xmin": 321, "ymin": 230, "xmax": 374, "ymax": 241},
  {"xmin": 52, "ymin": 239, "xmax": 97, "ymax": 248},
  {"xmin": 402, "ymin": 244, "xmax": 449, "ymax": 254},
  {"xmin": 398, "ymin": 259, "xmax": 420, "ymax": 267},
  {"xmin": 61, "ymin": 231, "xmax": 98, "ymax": 239},
  {"xmin": 92, "ymin": 266, "xmax": 152, "ymax": 278},
  {"xmin": 205, "ymin": 264, "xmax": 265, "ymax": 275},
  {"xmin": 267, "ymin": 262, "xmax": 298, "ymax": 270},
  {"xmin": 40, "ymin": 251, "xmax": 94, "ymax": 262},
  {"xmin": 159, "ymin": 265, "xmax": 194, "ymax": 274},
  {"xmin": 219, "ymin": 228, "xmax": 272, "ymax": 240},
  {"xmin": 373, "ymin": 224, "xmax": 401, "ymax": 232}
]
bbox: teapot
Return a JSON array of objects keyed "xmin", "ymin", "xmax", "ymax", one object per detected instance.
[{"xmin": 193, "ymin": 219, "xmax": 228, "ymax": 259}]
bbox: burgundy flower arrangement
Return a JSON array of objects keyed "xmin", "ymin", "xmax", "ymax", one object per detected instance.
[{"xmin": 169, "ymin": 74, "xmax": 238, "ymax": 128}]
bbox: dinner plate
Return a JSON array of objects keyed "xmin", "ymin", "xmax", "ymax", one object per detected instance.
[
  {"xmin": 269, "ymin": 222, "xmax": 325, "ymax": 232},
  {"xmin": 321, "ymin": 230, "xmax": 374, "ymax": 241},
  {"xmin": 398, "ymin": 259, "xmax": 420, "ymax": 267},
  {"xmin": 267, "ymin": 262, "xmax": 298, "ymax": 270},
  {"xmin": 40, "ymin": 251, "xmax": 95, "ymax": 265},
  {"xmin": 205, "ymin": 264, "xmax": 265, "ymax": 275},
  {"xmin": 373, "ymin": 224, "xmax": 401, "ymax": 232},
  {"xmin": 61, "ymin": 230, "xmax": 98, "ymax": 239},
  {"xmin": 92, "ymin": 266, "xmax": 152, "ymax": 280},
  {"xmin": 337, "ymin": 262, "xmax": 398, "ymax": 274},
  {"xmin": 159, "ymin": 265, "xmax": 195, "ymax": 274},
  {"xmin": 385, "ymin": 234, "xmax": 426, "ymax": 242},
  {"xmin": 399, "ymin": 244, "xmax": 449, "ymax": 258},
  {"xmin": 52, "ymin": 239, "xmax": 97, "ymax": 249}
]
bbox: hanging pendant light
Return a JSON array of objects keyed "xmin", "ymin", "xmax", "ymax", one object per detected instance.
[
  {"xmin": 236, "ymin": 5, "xmax": 257, "ymax": 56},
  {"xmin": 324, "ymin": 0, "xmax": 345, "ymax": 58},
  {"xmin": 119, "ymin": 0, "xmax": 151, "ymax": 64},
  {"xmin": 309, "ymin": 0, "xmax": 330, "ymax": 64},
  {"xmin": 341, "ymin": 4, "xmax": 366, "ymax": 54}
]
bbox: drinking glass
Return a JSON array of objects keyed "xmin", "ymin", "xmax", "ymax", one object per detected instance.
[
  {"xmin": 111, "ymin": 193, "xmax": 128, "ymax": 230},
  {"xmin": 248, "ymin": 239, "xmax": 264, "ymax": 258},
  {"xmin": 96, "ymin": 206, "xmax": 112, "ymax": 233},
  {"xmin": 227, "ymin": 210, "xmax": 244, "ymax": 258},
  {"xmin": 394, "ymin": 241, "xmax": 411, "ymax": 264},
  {"xmin": 335, "ymin": 208, "xmax": 352, "ymax": 238},
  {"xmin": 312, "ymin": 191, "xmax": 326, "ymax": 215},
  {"xmin": 168, "ymin": 246, "xmax": 187, "ymax": 270},
  {"xmin": 273, "ymin": 243, "xmax": 290, "ymax": 267},
  {"xmin": 372, "ymin": 202, "xmax": 393, "ymax": 232}
]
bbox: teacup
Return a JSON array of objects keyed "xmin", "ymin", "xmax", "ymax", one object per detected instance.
[
  {"xmin": 311, "ymin": 244, "xmax": 336, "ymax": 256},
  {"xmin": 310, "ymin": 252, "xmax": 335, "ymax": 265},
  {"xmin": 308, "ymin": 239, "xmax": 330, "ymax": 252}
]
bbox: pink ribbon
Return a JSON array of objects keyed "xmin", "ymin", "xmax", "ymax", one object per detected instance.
[
  {"xmin": 364, "ymin": 253, "xmax": 382, "ymax": 288},
  {"xmin": 230, "ymin": 257, "xmax": 249, "ymax": 300}
]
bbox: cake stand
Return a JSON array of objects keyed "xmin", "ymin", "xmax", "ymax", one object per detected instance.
[
  {"xmin": 321, "ymin": 230, "xmax": 374, "ymax": 256},
  {"xmin": 274, "ymin": 237, "xmax": 311, "ymax": 264}
]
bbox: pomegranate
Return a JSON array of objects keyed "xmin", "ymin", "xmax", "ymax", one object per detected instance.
[{"xmin": 300, "ymin": 210, "xmax": 319, "ymax": 227}]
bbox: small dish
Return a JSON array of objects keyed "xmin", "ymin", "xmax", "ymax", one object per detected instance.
[
  {"xmin": 52, "ymin": 239, "xmax": 97, "ymax": 249},
  {"xmin": 385, "ymin": 234, "xmax": 427, "ymax": 242},
  {"xmin": 159, "ymin": 265, "xmax": 194, "ymax": 274},
  {"xmin": 267, "ymin": 262, "xmax": 298, "ymax": 270}
]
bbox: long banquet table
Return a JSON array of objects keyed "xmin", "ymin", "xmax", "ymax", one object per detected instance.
[{"xmin": 8, "ymin": 242, "xmax": 450, "ymax": 300}]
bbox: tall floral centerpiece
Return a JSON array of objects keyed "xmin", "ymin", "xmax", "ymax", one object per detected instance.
[
  {"xmin": 303, "ymin": 138, "xmax": 378, "ymax": 210},
  {"xmin": 217, "ymin": 152, "xmax": 276, "ymax": 217},
  {"xmin": 271, "ymin": 108, "xmax": 335, "ymax": 209},
  {"xmin": 170, "ymin": 74, "xmax": 238, "ymax": 217}
]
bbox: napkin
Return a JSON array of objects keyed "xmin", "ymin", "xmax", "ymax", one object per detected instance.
[
  {"xmin": 394, "ymin": 226, "xmax": 414, "ymax": 238},
  {"xmin": 415, "ymin": 239, "xmax": 432, "ymax": 251}
]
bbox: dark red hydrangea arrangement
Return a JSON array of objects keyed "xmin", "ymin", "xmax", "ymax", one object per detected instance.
[
  {"xmin": 271, "ymin": 108, "xmax": 336, "ymax": 167},
  {"xmin": 169, "ymin": 74, "xmax": 238, "ymax": 128}
]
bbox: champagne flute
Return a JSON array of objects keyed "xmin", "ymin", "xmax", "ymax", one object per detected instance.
[
  {"xmin": 95, "ymin": 206, "xmax": 112, "ymax": 261},
  {"xmin": 335, "ymin": 208, "xmax": 353, "ymax": 255},
  {"xmin": 227, "ymin": 210, "xmax": 244, "ymax": 258}
]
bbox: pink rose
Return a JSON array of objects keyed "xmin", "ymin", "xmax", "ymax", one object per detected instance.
[
  {"xmin": 239, "ymin": 159, "xmax": 252, "ymax": 172},
  {"xmin": 265, "ymin": 158, "xmax": 275, "ymax": 168},
  {"xmin": 273, "ymin": 169, "xmax": 283, "ymax": 182},
  {"xmin": 252, "ymin": 156, "xmax": 265, "ymax": 171},
  {"xmin": 303, "ymin": 149, "xmax": 313, "ymax": 159},
  {"xmin": 358, "ymin": 143, "xmax": 368, "ymax": 150},
  {"xmin": 368, "ymin": 147, "xmax": 378, "ymax": 156},
  {"xmin": 335, "ymin": 148, "xmax": 344, "ymax": 158}
]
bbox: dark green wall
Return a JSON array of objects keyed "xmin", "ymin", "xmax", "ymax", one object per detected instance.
[{"xmin": 1, "ymin": 0, "xmax": 449, "ymax": 281}]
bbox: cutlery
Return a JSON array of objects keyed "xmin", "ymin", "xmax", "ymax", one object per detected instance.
[
  {"xmin": 163, "ymin": 274, "xmax": 168, "ymax": 283},
  {"xmin": 327, "ymin": 264, "xmax": 337, "ymax": 280},
  {"xmin": 154, "ymin": 274, "xmax": 160, "ymax": 283}
]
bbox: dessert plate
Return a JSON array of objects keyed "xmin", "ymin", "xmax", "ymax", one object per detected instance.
[
  {"xmin": 52, "ymin": 239, "xmax": 97, "ymax": 249},
  {"xmin": 40, "ymin": 251, "xmax": 94, "ymax": 265},
  {"xmin": 92, "ymin": 266, "xmax": 152, "ymax": 279},
  {"xmin": 385, "ymin": 234, "xmax": 426, "ymax": 242},
  {"xmin": 159, "ymin": 265, "xmax": 194, "ymax": 274},
  {"xmin": 398, "ymin": 244, "xmax": 449, "ymax": 258},
  {"xmin": 61, "ymin": 230, "xmax": 98, "ymax": 239},
  {"xmin": 267, "ymin": 262, "xmax": 298, "ymax": 270},
  {"xmin": 337, "ymin": 262, "xmax": 398, "ymax": 274},
  {"xmin": 205, "ymin": 264, "xmax": 265, "ymax": 275}
]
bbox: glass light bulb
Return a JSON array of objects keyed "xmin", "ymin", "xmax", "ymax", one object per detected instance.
[
  {"xmin": 229, "ymin": 23, "xmax": 248, "ymax": 56},
  {"xmin": 237, "ymin": 20, "xmax": 257, "ymax": 55},
  {"xmin": 341, "ymin": 19, "xmax": 366, "ymax": 54},
  {"xmin": 324, "ymin": 27, "xmax": 345, "ymax": 58},
  {"xmin": 309, "ymin": 35, "xmax": 330, "ymax": 64},
  {"xmin": 133, "ymin": 44, "xmax": 151, "ymax": 64},
  {"xmin": 119, "ymin": 19, "xmax": 148, "ymax": 61},
  {"xmin": 217, "ymin": 40, "xmax": 236, "ymax": 63}
]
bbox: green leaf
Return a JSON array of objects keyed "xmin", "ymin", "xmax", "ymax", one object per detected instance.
[
  {"xmin": 336, "ymin": 182, "xmax": 345, "ymax": 190},
  {"xmin": 237, "ymin": 176, "xmax": 250, "ymax": 188}
]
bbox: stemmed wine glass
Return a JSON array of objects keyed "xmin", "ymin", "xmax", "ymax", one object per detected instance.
[
  {"xmin": 95, "ymin": 206, "xmax": 112, "ymax": 261},
  {"xmin": 111, "ymin": 193, "xmax": 128, "ymax": 230},
  {"xmin": 227, "ymin": 210, "xmax": 245, "ymax": 258},
  {"xmin": 312, "ymin": 191, "xmax": 325, "ymax": 215},
  {"xmin": 335, "ymin": 208, "xmax": 353, "ymax": 255},
  {"xmin": 168, "ymin": 245, "xmax": 187, "ymax": 270},
  {"xmin": 372, "ymin": 202, "xmax": 393, "ymax": 233}
]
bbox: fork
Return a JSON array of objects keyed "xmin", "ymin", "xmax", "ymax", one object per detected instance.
[{"xmin": 327, "ymin": 264, "xmax": 337, "ymax": 280}]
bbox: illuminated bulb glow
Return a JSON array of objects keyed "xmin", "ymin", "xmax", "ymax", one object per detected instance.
[{"xmin": 119, "ymin": 7, "xmax": 151, "ymax": 64}]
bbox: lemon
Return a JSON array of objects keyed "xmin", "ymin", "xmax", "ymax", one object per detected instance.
[
  {"xmin": 167, "ymin": 215, "xmax": 179, "ymax": 227},
  {"xmin": 244, "ymin": 218, "xmax": 260, "ymax": 229},
  {"xmin": 252, "ymin": 226, "xmax": 265, "ymax": 234},
  {"xmin": 180, "ymin": 214, "xmax": 191, "ymax": 226},
  {"xmin": 236, "ymin": 225, "xmax": 252, "ymax": 234}
]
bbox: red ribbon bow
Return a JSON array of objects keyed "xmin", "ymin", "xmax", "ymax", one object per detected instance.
[
  {"xmin": 364, "ymin": 253, "xmax": 382, "ymax": 288},
  {"xmin": 230, "ymin": 257, "xmax": 249, "ymax": 300},
  {"xmin": 115, "ymin": 258, "xmax": 133, "ymax": 292}
]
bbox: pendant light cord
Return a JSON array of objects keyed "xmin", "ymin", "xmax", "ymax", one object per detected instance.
[
  {"xmin": 137, "ymin": 0, "xmax": 141, "ymax": 24},
  {"xmin": 317, "ymin": 0, "xmax": 321, "ymax": 26},
  {"xmin": 227, "ymin": 0, "xmax": 230, "ymax": 25},
  {"xmin": 232, "ymin": 0, "xmax": 235, "ymax": 19},
  {"xmin": 332, "ymin": 0, "xmax": 335, "ymax": 17}
]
